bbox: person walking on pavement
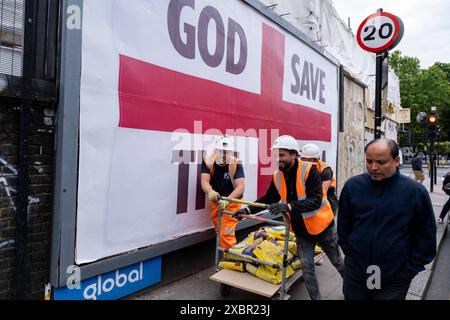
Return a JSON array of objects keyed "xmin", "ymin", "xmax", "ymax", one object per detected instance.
[
  {"xmin": 411, "ymin": 153, "xmax": 425, "ymax": 184},
  {"xmin": 300, "ymin": 143, "xmax": 339, "ymax": 215},
  {"xmin": 201, "ymin": 135, "xmax": 245, "ymax": 249},
  {"xmin": 338, "ymin": 139, "xmax": 437, "ymax": 300},
  {"xmin": 438, "ymin": 171, "xmax": 450, "ymax": 224},
  {"xmin": 233, "ymin": 135, "xmax": 344, "ymax": 300}
]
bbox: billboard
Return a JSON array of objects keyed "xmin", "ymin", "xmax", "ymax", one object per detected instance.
[{"xmin": 76, "ymin": 0, "xmax": 339, "ymax": 263}]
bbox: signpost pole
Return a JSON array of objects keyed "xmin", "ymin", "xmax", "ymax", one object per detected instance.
[
  {"xmin": 374, "ymin": 8, "xmax": 383, "ymax": 139},
  {"xmin": 375, "ymin": 52, "xmax": 383, "ymax": 139},
  {"xmin": 430, "ymin": 140, "xmax": 434, "ymax": 192}
]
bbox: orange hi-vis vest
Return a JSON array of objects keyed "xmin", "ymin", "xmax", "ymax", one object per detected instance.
[
  {"xmin": 273, "ymin": 160, "xmax": 334, "ymax": 236},
  {"xmin": 204, "ymin": 154, "xmax": 239, "ymax": 189},
  {"xmin": 316, "ymin": 160, "xmax": 337, "ymax": 190}
]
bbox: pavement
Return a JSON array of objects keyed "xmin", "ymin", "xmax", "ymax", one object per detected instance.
[
  {"xmin": 129, "ymin": 166, "xmax": 449, "ymax": 300},
  {"xmin": 403, "ymin": 166, "xmax": 449, "ymax": 300},
  {"xmin": 424, "ymin": 218, "xmax": 450, "ymax": 300}
]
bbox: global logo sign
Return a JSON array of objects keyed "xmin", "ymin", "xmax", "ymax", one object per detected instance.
[{"xmin": 53, "ymin": 257, "xmax": 161, "ymax": 300}]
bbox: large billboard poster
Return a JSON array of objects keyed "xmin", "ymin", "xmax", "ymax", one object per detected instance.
[{"xmin": 77, "ymin": 0, "xmax": 339, "ymax": 264}]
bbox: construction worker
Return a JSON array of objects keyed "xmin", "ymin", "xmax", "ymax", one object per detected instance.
[
  {"xmin": 201, "ymin": 135, "xmax": 245, "ymax": 249},
  {"xmin": 300, "ymin": 143, "xmax": 338, "ymax": 214},
  {"xmin": 233, "ymin": 135, "xmax": 344, "ymax": 300}
]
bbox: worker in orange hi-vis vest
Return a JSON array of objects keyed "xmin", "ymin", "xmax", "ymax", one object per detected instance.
[
  {"xmin": 200, "ymin": 135, "xmax": 245, "ymax": 249},
  {"xmin": 232, "ymin": 135, "xmax": 344, "ymax": 300},
  {"xmin": 300, "ymin": 143, "xmax": 338, "ymax": 215}
]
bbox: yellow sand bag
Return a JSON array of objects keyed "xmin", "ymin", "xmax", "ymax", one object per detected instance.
[
  {"xmin": 218, "ymin": 261, "xmax": 245, "ymax": 272},
  {"xmin": 276, "ymin": 240, "xmax": 297, "ymax": 256},
  {"xmin": 246, "ymin": 263, "xmax": 295, "ymax": 285},
  {"xmin": 225, "ymin": 237, "xmax": 263, "ymax": 262},
  {"xmin": 263, "ymin": 226, "xmax": 296, "ymax": 241},
  {"xmin": 315, "ymin": 245, "xmax": 323, "ymax": 254},
  {"xmin": 253, "ymin": 230, "xmax": 274, "ymax": 241},
  {"xmin": 253, "ymin": 240, "xmax": 293, "ymax": 273},
  {"xmin": 290, "ymin": 258, "xmax": 302, "ymax": 271},
  {"xmin": 240, "ymin": 230, "xmax": 275, "ymax": 246},
  {"xmin": 239, "ymin": 232, "xmax": 257, "ymax": 246}
]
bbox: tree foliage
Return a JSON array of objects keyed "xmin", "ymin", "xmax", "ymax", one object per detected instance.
[{"xmin": 389, "ymin": 51, "xmax": 450, "ymax": 148}]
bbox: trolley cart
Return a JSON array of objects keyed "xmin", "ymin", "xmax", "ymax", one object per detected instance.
[{"xmin": 210, "ymin": 200, "xmax": 325, "ymax": 300}]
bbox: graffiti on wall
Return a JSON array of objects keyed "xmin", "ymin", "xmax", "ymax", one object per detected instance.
[
  {"xmin": 0, "ymin": 156, "xmax": 41, "ymax": 212},
  {"xmin": 338, "ymin": 79, "xmax": 366, "ymax": 194}
]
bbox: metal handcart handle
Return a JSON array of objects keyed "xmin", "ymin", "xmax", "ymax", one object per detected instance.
[{"xmin": 215, "ymin": 197, "xmax": 292, "ymax": 300}]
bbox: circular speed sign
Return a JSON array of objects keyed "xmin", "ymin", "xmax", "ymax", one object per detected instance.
[{"xmin": 357, "ymin": 11, "xmax": 404, "ymax": 53}]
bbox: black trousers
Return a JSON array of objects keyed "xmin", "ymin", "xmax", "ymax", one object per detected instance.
[{"xmin": 440, "ymin": 197, "xmax": 450, "ymax": 220}]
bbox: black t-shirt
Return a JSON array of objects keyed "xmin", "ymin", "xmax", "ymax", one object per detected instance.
[{"xmin": 201, "ymin": 161, "xmax": 245, "ymax": 197}]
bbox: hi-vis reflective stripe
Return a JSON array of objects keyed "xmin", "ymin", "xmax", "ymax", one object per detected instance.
[
  {"xmin": 274, "ymin": 171, "xmax": 287, "ymax": 204},
  {"xmin": 300, "ymin": 161, "xmax": 329, "ymax": 218},
  {"xmin": 224, "ymin": 228, "xmax": 235, "ymax": 235},
  {"xmin": 302, "ymin": 199, "xmax": 329, "ymax": 219},
  {"xmin": 297, "ymin": 162, "xmax": 309, "ymax": 200}
]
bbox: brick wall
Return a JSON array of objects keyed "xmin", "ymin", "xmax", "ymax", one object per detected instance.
[{"xmin": 0, "ymin": 97, "xmax": 55, "ymax": 299}]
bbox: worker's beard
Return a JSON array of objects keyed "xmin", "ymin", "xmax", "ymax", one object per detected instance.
[{"xmin": 279, "ymin": 160, "xmax": 294, "ymax": 172}]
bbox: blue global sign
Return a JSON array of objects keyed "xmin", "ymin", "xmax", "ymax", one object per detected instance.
[{"xmin": 53, "ymin": 257, "xmax": 161, "ymax": 300}]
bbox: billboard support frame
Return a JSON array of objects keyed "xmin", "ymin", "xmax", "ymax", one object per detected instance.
[{"xmin": 51, "ymin": 0, "xmax": 82, "ymax": 288}]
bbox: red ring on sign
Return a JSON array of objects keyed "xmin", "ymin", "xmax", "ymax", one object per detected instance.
[{"xmin": 357, "ymin": 12, "xmax": 400, "ymax": 53}]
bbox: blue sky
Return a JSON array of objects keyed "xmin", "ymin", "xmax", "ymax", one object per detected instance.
[{"xmin": 331, "ymin": 0, "xmax": 450, "ymax": 68}]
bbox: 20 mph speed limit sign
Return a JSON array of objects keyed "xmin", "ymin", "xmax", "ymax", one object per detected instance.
[{"xmin": 357, "ymin": 11, "xmax": 404, "ymax": 53}]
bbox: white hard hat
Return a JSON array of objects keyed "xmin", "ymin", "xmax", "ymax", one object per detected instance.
[
  {"xmin": 301, "ymin": 143, "xmax": 321, "ymax": 159},
  {"xmin": 272, "ymin": 135, "xmax": 299, "ymax": 154},
  {"xmin": 215, "ymin": 135, "xmax": 234, "ymax": 151}
]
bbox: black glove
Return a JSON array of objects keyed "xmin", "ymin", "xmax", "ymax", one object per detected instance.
[
  {"xmin": 268, "ymin": 203, "xmax": 289, "ymax": 215},
  {"xmin": 232, "ymin": 208, "xmax": 249, "ymax": 221}
]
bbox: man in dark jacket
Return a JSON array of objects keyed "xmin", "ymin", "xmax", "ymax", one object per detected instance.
[
  {"xmin": 338, "ymin": 139, "xmax": 436, "ymax": 300},
  {"xmin": 234, "ymin": 135, "xmax": 344, "ymax": 300},
  {"xmin": 411, "ymin": 153, "xmax": 425, "ymax": 184}
]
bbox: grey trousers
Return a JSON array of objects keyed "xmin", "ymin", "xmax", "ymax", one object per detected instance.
[{"xmin": 296, "ymin": 223, "xmax": 345, "ymax": 300}]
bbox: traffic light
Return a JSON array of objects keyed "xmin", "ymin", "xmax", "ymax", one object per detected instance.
[
  {"xmin": 427, "ymin": 114, "xmax": 437, "ymax": 125},
  {"xmin": 426, "ymin": 113, "xmax": 439, "ymax": 140}
]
